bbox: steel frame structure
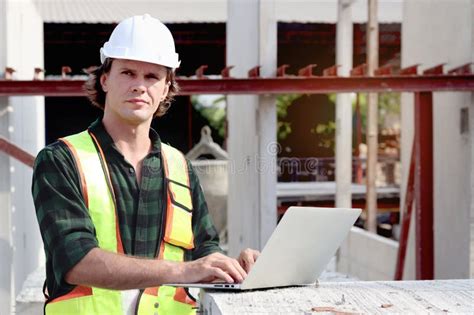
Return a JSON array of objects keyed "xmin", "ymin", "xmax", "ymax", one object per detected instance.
[
  {"xmin": 0, "ymin": 74, "xmax": 472, "ymax": 96},
  {"xmin": 0, "ymin": 63, "xmax": 473, "ymax": 96},
  {"xmin": 1, "ymin": 62, "xmax": 473, "ymax": 280}
]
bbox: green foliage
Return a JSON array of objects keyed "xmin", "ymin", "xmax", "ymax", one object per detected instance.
[
  {"xmin": 192, "ymin": 95, "xmax": 226, "ymax": 138},
  {"xmin": 328, "ymin": 92, "xmax": 400, "ymax": 131},
  {"xmin": 316, "ymin": 93, "xmax": 400, "ymax": 153},
  {"xmin": 311, "ymin": 120, "xmax": 336, "ymax": 149},
  {"xmin": 276, "ymin": 93, "xmax": 301, "ymax": 140},
  {"xmin": 192, "ymin": 94, "xmax": 301, "ymax": 141},
  {"xmin": 278, "ymin": 121, "xmax": 292, "ymax": 140}
]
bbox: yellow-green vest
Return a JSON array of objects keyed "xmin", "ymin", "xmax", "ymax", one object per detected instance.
[{"xmin": 45, "ymin": 130, "xmax": 196, "ymax": 315}]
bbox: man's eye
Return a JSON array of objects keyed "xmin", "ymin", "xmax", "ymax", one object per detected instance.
[{"xmin": 122, "ymin": 71, "xmax": 133, "ymax": 75}]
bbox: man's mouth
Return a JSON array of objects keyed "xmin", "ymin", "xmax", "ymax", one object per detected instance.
[{"xmin": 127, "ymin": 98, "xmax": 148, "ymax": 105}]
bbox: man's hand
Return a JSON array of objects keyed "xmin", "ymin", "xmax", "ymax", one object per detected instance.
[
  {"xmin": 180, "ymin": 252, "xmax": 247, "ymax": 284},
  {"xmin": 65, "ymin": 248, "xmax": 261, "ymax": 289},
  {"xmin": 237, "ymin": 248, "xmax": 260, "ymax": 273}
]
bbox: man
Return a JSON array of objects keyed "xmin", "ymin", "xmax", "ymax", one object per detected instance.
[{"xmin": 32, "ymin": 14, "xmax": 258, "ymax": 315}]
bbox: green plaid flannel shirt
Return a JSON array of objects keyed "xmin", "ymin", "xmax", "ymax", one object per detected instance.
[{"xmin": 32, "ymin": 119, "xmax": 222, "ymax": 300}]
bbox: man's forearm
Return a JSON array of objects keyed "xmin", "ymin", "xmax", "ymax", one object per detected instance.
[
  {"xmin": 66, "ymin": 247, "xmax": 250, "ymax": 290},
  {"xmin": 65, "ymin": 248, "xmax": 184, "ymax": 290}
]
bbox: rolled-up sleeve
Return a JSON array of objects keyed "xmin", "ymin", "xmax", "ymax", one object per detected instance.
[{"xmin": 32, "ymin": 142, "xmax": 98, "ymax": 293}]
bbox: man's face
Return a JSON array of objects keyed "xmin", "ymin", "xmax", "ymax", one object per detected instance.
[{"xmin": 100, "ymin": 59, "xmax": 170, "ymax": 125}]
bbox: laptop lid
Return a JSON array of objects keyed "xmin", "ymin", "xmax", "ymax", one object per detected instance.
[
  {"xmin": 165, "ymin": 206, "xmax": 361, "ymax": 290},
  {"xmin": 239, "ymin": 206, "xmax": 360, "ymax": 290}
]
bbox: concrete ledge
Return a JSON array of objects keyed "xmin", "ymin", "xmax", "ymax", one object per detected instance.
[
  {"xmin": 338, "ymin": 226, "xmax": 399, "ymax": 280},
  {"xmin": 200, "ymin": 279, "xmax": 473, "ymax": 314}
]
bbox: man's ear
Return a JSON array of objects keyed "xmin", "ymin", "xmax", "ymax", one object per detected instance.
[{"xmin": 100, "ymin": 73, "xmax": 108, "ymax": 92}]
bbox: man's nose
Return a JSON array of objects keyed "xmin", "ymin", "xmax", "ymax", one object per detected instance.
[{"xmin": 131, "ymin": 78, "xmax": 147, "ymax": 93}]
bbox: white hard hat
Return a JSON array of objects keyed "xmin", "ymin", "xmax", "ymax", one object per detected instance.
[{"xmin": 100, "ymin": 14, "xmax": 180, "ymax": 69}]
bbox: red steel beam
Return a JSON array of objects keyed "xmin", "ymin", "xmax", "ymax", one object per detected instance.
[
  {"xmin": 322, "ymin": 65, "xmax": 339, "ymax": 77},
  {"xmin": 298, "ymin": 64, "xmax": 317, "ymax": 77},
  {"xmin": 374, "ymin": 65, "xmax": 393, "ymax": 76},
  {"xmin": 350, "ymin": 63, "xmax": 367, "ymax": 76},
  {"xmin": 0, "ymin": 136, "xmax": 35, "ymax": 168},
  {"xmin": 4, "ymin": 67, "xmax": 15, "ymax": 80},
  {"xmin": 1, "ymin": 75, "xmax": 473, "ymax": 96},
  {"xmin": 414, "ymin": 91, "xmax": 434, "ymax": 280},
  {"xmin": 195, "ymin": 65, "xmax": 209, "ymax": 79},
  {"xmin": 277, "ymin": 64, "xmax": 290, "ymax": 77},
  {"xmin": 448, "ymin": 63, "xmax": 472, "ymax": 75},
  {"xmin": 423, "ymin": 64, "xmax": 445, "ymax": 75},
  {"xmin": 354, "ymin": 93, "xmax": 363, "ymax": 184},
  {"xmin": 220, "ymin": 66, "xmax": 234, "ymax": 78},
  {"xmin": 394, "ymin": 141, "xmax": 416, "ymax": 280},
  {"xmin": 248, "ymin": 66, "xmax": 261, "ymax": 78},
  {"xmin": 399, "ymin": 64, "xmax": 419, "ymax": 75}
]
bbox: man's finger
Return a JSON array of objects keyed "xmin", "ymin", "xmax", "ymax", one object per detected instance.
[
  {"xmin": 215, "ymin": 258, "xmax": 245, "ymax": 283},
  {"xmin": 239, "ymin": 249, "xmax": 260, "ymax": 272},
  {"xmin": 231, "ymin": 258, "xmax": 247, "ymax": 281},
  {"xmin": 212, "ymin": 267, "xmax": 234, "ymax": 283}
]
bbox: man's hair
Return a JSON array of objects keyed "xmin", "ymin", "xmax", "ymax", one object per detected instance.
[{"xmin": 83, "ymin": 58, "xmax": 179, "ymax": 117}]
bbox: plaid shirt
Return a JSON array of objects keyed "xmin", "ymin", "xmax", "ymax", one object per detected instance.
[{"xmin": 32, "ymin": 119, "xmax": 222, "ymax": 300}]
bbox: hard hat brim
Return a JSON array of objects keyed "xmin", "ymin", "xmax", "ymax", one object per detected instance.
[{"xmin": 100, "ymin": 47, "xmax": 181, "ymax": 69}]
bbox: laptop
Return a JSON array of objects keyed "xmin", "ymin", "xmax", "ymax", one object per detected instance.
[{"xmin": 165, "ymin": 206, "xmax": 361, "ymax": 291}]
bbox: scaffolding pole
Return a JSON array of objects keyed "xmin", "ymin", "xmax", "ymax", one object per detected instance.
[{"xmin": 365, "ymin": 0, "xmax": 379, "ymax": 233}]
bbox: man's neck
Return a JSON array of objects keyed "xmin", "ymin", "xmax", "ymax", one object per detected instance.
[{"xmin": 102, "ymin": 114, "xmax": 152, "ymax": 164}]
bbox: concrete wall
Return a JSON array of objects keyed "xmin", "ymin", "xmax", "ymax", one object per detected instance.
[
  {"xmin": 471, "ymin": 87, "xmax": 474, "ymax": 278},
  {"xmin": 471, "ymin": 0, "xmax": 474, "ymax": 280},
  {"xmin": 401, "ymin": 0, "xmax": 473, "ymax": 279},
  {"xmin": 0, "ymin": 4, "xmax": 13, "ymax": 315},
  {"xmin": 0, "ymin": 0, "xmax": 45, "ymax": 313},
  {"xmin": 337, "ymin": 227, "xmax": 398, "ymax": 280}
]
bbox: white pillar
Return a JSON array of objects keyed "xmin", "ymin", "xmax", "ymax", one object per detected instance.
[
  {"xmin": 0, "ymin": 0, "xmax": 45, "ymax": 312},
  {"xmin": 402, "ymin": 0, "xmax": 472, "ymax": 279},
  {"xmin": 0, "ymin": 2, "xmax": 14, "ymax": 313},
  {"xmin": 227, "ymin": 0, "xmax": 277, "ymax": 256},
  {"xmin": 335, "ymin": 0, "xmax": 354, "ymax": 209}
]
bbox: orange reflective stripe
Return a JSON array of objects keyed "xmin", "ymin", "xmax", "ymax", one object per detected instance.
[
  {"xmin": 158, "ymin": 240, "xmax": 165, "ymax": 259},
  {"xmin": 164, "ymin": 196, "xmax": 175, "ymax": 244},
  {"xmin": 143, "ymin": 241, "xmax": 167, "ymax": 297},
  {"xmin": 48, "ymin": 286, "xmax": 92, "ymax": 304},
  {"xmin": 62, "ymin": 132, "xmax": 125, "ymax": 255},
  {"xmin": 60, "ymin": 138, "xmax": 89, "ymax": 208},
  {"xmin": 174, "ymin": 288, "xmax": 197, "ymax": 307},
  {"xmin": 161, "ymin": 144, "xmax": 194, "ymax": 249},
  {"xmin": 144, "ymin": 287, "xmax": 158, "ymax": 296},
  {"xmin": 53, "ymin": 133, "xmax": 195, "ymax": 315},
  {"xmin": 115, "ymin": 213, "xmax": 124, "ymax": 254}
]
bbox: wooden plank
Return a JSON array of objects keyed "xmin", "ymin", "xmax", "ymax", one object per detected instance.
[
  {"xmin": 201, "ymin": 280, "xmax": 473, "ymax": 314},
  {"xmin": 365, "ymin": 0, "xmax": 379, "ymax": 233}
]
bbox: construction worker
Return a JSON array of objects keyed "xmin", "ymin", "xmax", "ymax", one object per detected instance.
[{"xmin": 32, "ymin": 14, "xmax": 258, "ymax": 315}]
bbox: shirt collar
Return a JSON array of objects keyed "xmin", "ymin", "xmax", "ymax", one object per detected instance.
[{"xmin": 88, "ymin": 118, "xmax": 162, "ymax": 155}]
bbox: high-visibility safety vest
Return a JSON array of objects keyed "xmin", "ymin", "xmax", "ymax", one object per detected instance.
[{"xmin": 45, "ymin": 130, "xmax": 196, "ymax": 315}]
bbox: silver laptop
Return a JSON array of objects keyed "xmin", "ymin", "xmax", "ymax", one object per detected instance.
[{"xmin": 165, "ymin": 206, "xmax": 361, "ymax": 291}]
